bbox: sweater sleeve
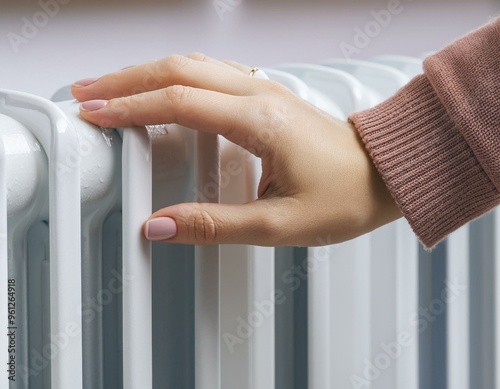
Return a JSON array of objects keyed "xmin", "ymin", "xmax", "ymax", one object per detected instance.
[{"xmin": 348, "ymin": 18, "xmax": 500, "ymax": 248}]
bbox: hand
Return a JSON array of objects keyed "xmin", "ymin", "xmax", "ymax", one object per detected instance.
[{"xmin": 71, "ymin": 53, "xmax": 402, "ymax": 247}]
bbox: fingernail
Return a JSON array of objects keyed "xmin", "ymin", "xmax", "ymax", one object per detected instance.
[
  {"xmin": 121, "ymin": 65, "xmax": 135, "ymax": 70},
  {"xmin": 145, "ymin": 217, "xmax": 177, "ymax": 241},
  {"xmin": 81, "ymin": 100, "xmax": 108, "ymax": 111},
  {"xmin": 73, "ymin": 77, "xmax": 99, "ymax": 87}
]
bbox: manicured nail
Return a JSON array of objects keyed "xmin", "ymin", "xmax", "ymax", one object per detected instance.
[
  {"xmin": 145, "ymin": 217, "xmax": 177, "ymax": 241},
  {"xmin": 81, "ymin": 100, "xmax": 108, "ymax": 111},
  {"xmin": 73, "ymin": 77, "xmax": 99, "ymax": 87}
]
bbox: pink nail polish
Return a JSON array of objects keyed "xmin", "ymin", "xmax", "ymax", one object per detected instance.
[
  {"xmin": 73, "ymin": 77, "xmax": 99, "ymax": 87},
  {"xmin": 81, "ymin": 100, "xmax": 108, "ymax": 111},
  {"xmin": 145, "ymin": 217, "xmax": 177, "ymax": 241}
]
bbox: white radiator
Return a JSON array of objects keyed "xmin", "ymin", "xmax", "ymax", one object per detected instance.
[{"xmin": 1, "ymin": 56, "xmax": 498, "ymax": 389}]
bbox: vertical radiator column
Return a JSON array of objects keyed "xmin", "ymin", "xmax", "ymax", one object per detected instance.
[
  {"xmin": 195, "ymin": 132, "xmax": 221, "ymax": 389},
  {"xmin": 0, "ymin": 113, "xmax": 49, "ymax": 389},
  {"xmin": 0, "ymin": 91, "xmax": 84, "ymax": 389},
  {"xmin": 394, "ymin": 220, "xmax": 419, "ymax": 389},
  {"xmin": 447, "ymin": 225, "xmax": 470, "ymax": 389},
  {"xmin": 468, "ymin": 211, "xmax": 497, "ymax": 388},
  {"xmin": 314, "ymin": 236, "xmax": 372, "ymax": 389},
  {"xmin": 308, "ymin": 245, "xmax": 332, "ymax": 388},
  {"xmin": 218, "ymin": 147, "xmax": 275, "ymax": 389},
  {"xmin": 122, "ymin": 128, "xmax": 153, "ymax": 389},
  {"xmin": 248, "ymin": 246, "xmax": 275, "ymax": 388},
  {"xmin": 249, "ymin": 154, "xmax": 275, "ymax": 389},
  {"xmin": 370, "ymin": 220, "xmax": 419, "ymax": 389}
]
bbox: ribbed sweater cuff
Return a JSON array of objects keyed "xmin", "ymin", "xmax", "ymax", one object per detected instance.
[{"xmin": 349, "ymin": 74, "xmax": 500, "ymax": 248}]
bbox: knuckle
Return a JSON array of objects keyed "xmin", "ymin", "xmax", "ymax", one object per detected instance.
[
  {"xmin": 141, "ymin": 59, "xmax": 167, "ymax": 89},
  {"xmin": 126, "ymin": 95, "xmax": 144, "ymax": 125},
  {"xmin": 163, "ymin": 54, "xmax": 191, "ymax": 73},
  {"xmin": 184, "ymin": 206, "xmax": 218, "ymax": 243},
  {"xmin": 187, "ymin": 52, "xmax": 208, "ymax": 62},
  {"xmin": 162, "ymin": 85, "xmax": 194, "ymax": 107},
  {"xmin": 107, "ymin": 98, "xmax": 132, "ymax": 121}
]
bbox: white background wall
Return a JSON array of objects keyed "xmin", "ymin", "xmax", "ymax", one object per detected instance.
[{"xmin": 1, "ymin": 0, "xmax": 498, "ymax": 99}]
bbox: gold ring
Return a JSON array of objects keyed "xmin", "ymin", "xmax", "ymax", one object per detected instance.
[{"xmin": 249, "ymin": 67, "xmax": 260, "ymax": 77}]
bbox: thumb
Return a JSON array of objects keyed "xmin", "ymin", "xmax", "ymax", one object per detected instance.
[{"xmin": 143, "ymin": 201, "xmax": 281, "ymax": 246}]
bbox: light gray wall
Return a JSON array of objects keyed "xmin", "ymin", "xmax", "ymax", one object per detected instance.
[{"xmin": 1, "ymin": 0, "xmax": 498, "ymax": 98}]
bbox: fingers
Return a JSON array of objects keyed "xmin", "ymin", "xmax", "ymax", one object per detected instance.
[
  {"xmin": 78, "ymin": 86, "xmax": 274, "ymax": 152},
  {"xmin": 143, "ymin": 200, "xmax": 285, "ymax": 246},
  {"xmin": 71, "ymin": 54, "xmax": 262, "ymax": 102}
]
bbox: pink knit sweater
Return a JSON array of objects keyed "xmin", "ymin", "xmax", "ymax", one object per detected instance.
[{"xmin": 349, "ymin": 18, "xmax": 500, "ymax": 248}]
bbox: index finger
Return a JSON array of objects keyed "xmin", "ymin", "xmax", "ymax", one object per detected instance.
[{"xmin": 79, "ymin": 86, "xmax": 277, "ymax": 156}]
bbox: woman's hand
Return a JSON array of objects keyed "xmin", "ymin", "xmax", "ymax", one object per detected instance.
[{"xmin": 71, "ymin": 53, "xmax": 401, "ymax": 247}]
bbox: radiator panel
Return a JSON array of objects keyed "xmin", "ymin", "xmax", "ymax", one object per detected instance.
[
  {"xmin": 121, "ymin": 128, "xmax": 152, "ymax": 389},
  {"xmin": 0, "ymin": 92, "xmax": 84, "ymax": 389},
  {"xmin": 0, "ymin": 54, "xmax": 498, "ymax": 389}
]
